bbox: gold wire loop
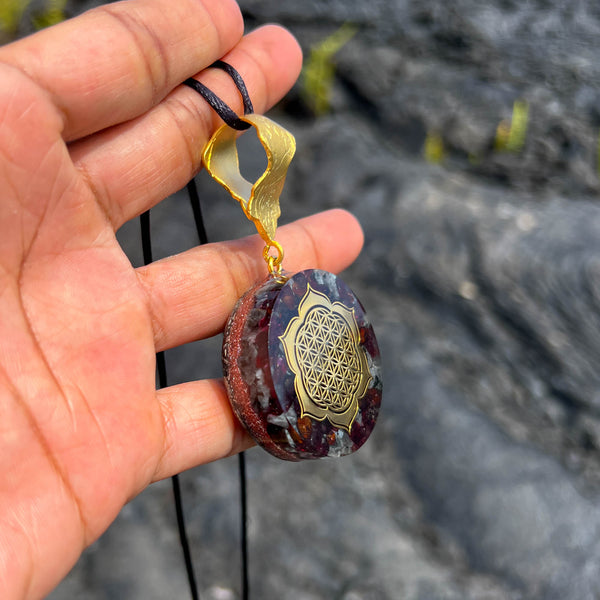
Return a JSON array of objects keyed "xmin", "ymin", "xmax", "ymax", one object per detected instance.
[{"xmin": 263, "ymin": 241, "xmax": 284, "ymax": 276}]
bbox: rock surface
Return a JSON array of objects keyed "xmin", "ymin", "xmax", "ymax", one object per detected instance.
[{"xmin": 36, "ymin": 0, "xmax": 600, "ymax": 598}]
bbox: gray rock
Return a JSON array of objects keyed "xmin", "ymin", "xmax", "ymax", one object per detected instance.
[{"xmin": 40, "ymin": 0, "xmax": 600, "ymax": 598}]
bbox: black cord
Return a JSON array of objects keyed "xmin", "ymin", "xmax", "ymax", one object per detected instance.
[
  {"xmin": 184, "ymin": 60, "xmax": 252, "ymax": 600},
  {"xmin": 139, "ymin": 211, "xmax": 152, "ymax": 266},
  {"xmin": 239, "ymin": 452, "xmax": 249, "ymax": 600},
  {"xmin": 141, "ymin": 61, "xmax": 253, "ymax": 600},
  {"xmin": 211, "ymin": 60, "xmax": 254, "ymax": 115},
  {"xmin": 140, "ymin": 211, "xmax": 200, "ymax": 600},
  {"xmin": 185, "ymin": 180, "xmax": 250, "ymax": 599},
  {"xmin": 183, "ymin": 60, "xmax": 254, "ymax": 131},
  {"xmin": 171, "ymin": 472, "xmax": 200, "ymax": 600},
  {"xmin": 186, "ymin": 179, "xmax": 208, "ymax": 245},
  {"xmin": 183, "ymin": 78, "xmax": 250, "ymax": 131}
]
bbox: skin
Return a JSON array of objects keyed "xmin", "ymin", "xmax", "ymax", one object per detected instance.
[{"xmin": 0, "ymin": 1, "xmax": 364, "ymax": 598}]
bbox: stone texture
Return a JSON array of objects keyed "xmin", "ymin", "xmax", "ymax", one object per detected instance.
[
  {"xmin": 36, "ymin": 0, "xmax": 600, "ymax": 598},
  {"xmin": 222, "ymin": 275, "xmax": 295, "ymax": 460}
]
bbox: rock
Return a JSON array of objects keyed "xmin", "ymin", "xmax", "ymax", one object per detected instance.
[{"xmin": 43, "ymin": 0, "xmax": 600, "ymax": 599}]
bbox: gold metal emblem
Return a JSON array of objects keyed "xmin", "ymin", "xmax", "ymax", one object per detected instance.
[
  {"xmin": 202, "ymin": 114, "xmax": 296, "ymax": 275},
  {"xmin": 279, "ymin": 285, "xmax": 372, "ymax": 432}
]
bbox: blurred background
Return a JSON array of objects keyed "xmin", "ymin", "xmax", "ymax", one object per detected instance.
[{"xmin": 5, "ymin": 0, "xmax": 600, "ymax": 598}]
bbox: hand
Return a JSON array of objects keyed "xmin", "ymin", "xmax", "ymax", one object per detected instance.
[{"xmin": 0, "ymin": 1, "xmax": 364, "ymax": 598}]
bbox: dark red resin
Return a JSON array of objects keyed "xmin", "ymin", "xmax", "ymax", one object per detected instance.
[{"xmin": 222, "ymin": 269, "xmax": 382, "ymax": 461}]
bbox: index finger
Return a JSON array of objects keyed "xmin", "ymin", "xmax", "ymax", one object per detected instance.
[{"xmin": 0, "ymin": 0, "xmax": 243, "ymax": 141}]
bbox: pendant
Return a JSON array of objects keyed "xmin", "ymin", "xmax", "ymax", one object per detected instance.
[
  {"xmin": 223, "ymin": 269, "xmax": 382, "ymax": 460},
  {"xmin": 204, "ymin": 114, "xmax": 382, "ymax": 460}
]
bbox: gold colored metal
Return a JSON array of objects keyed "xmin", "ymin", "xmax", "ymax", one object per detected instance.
[
  {"xmin": 202, "ymin": 114, "xmax": 296, "ymax": 271},
  {"xmin": 279, "ymin": 285, "xmax": 372, "ymax": 432},
  {"xmin": 262, "ymin": 241, "xmax": 284, "ymax": 277}
]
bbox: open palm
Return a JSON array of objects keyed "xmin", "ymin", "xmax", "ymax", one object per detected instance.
[{"xmin": 0, "ymin": 2, "xmax": 363, "ymax": 598}]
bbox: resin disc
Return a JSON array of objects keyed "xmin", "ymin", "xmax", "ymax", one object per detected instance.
[{"xmin": 222, "ymin": 269, "xmax": 382, "ymax": 461}]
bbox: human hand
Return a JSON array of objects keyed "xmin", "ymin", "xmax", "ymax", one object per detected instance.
[{"xmin": 0, "ymin": 1, "xmax": 364, "ymax": 598}]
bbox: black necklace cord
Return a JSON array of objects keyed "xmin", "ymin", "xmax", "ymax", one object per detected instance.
[
  {"xmin": 139, "ymin": 212, "xmax": 200, "ymax": 600},
  {"xmin": 184, "ymin": 59, "xmax": 254, "ymax": 246},
  {"xmin": 238, "ymin": 451, "xmax": 249, "ymax": 600},
  {"xmin": 171, "ymin": 471, "xmax": 199, "ymax": 600},
  {"xmin": 186, "ymin": 178, "xmax": 208, "ymax": 246},
  {"xmin": 140, "ymin": 61, "xmax": 255, "ymax": 600},
  {"xmin": 184, "ymin": 60, "xmax": 252, "ymax": 600},
  {"xmin": 183, "ymin": 60, "xmax": 253, "ymax": 131},
  {"xmin": 211, "ymin": 60, "xmax": 254, "ymax": 115}
]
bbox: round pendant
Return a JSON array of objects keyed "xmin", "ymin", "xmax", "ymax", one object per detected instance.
[{"xmin": 222, "ymin": 269, "xmax": 382, "ymax": 461}]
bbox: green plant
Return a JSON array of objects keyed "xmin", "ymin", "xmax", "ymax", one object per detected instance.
[
  {"xmin": 0, "ymin": 0, "xmax": 32, "ymax": 34},
  {"xmin": 495, "ymin": 99, "xmax": 529, "ymax": 153},
  {"xmin": 33, "ymin": 0, "xmax": 66, "ymax": 29},
  {"xmin": 301, "ymin": 23, "xmax": 358, "ymax": 115},
  {"xmin": 423, "ymin": 130, "xmax": 445, "ymax": 164}
]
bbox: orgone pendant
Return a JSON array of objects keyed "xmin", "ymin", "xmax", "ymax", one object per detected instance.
[{"xmin": 204, "ymin": 114, "xmax": 382, "ymax": 461}]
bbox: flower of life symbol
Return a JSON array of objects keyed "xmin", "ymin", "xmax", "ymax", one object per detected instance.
[
  {"xmin": 280, "ymin": 285, "xmax": 371, "ymax": 432},
  {"xmin": 296, "ymin": 307, "xmax": 360, "ymax": 412}
]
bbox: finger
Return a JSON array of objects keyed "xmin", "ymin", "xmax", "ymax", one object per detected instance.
[
  {"xmin": 70, "ymin": 25, "xmax": 302, "ymax": 229},
  {"xmin": 153, "ymin": 379, "xmax": 253, "ymax": 481},
  {"xmin": 137, "ymin": 210, "xmax": 365, "ymax": 353},
  {"xmin": 0, "ymin": 0, "xmax": 244, "ymax": 141}
]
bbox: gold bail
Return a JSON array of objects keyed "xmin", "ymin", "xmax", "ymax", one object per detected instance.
[{"xmin": 202, "ymin": 114, "xmax": 296, "ymax": 275}]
